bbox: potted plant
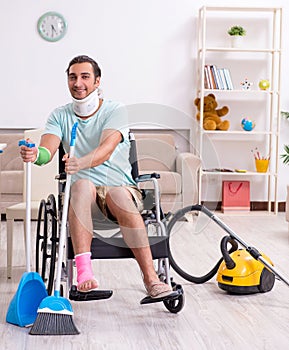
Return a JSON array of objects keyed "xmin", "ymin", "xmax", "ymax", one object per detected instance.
[
  {"xmin": 281, "ymin": 111, "xmax": 289, "ymax": 165},
  {"xmin": 228, "ymin": 26, "xmax": 246, "ymax": 36},
  {"xmin": 227, "ymin": 25, "xmax": 246, "ymax": 48}
]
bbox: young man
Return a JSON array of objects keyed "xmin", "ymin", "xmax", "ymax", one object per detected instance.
[{"xmin": 20, "ymin": 55, "xmax": 172, "ymax": 298}]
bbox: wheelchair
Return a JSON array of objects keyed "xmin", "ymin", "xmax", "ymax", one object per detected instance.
[{"xmin": 34, "ymin": 133, "xmax": 185, "ymax": 314}]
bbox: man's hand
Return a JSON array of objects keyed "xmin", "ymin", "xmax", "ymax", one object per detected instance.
[
  {"xmin": 62, "ymin": 153, "xmax": 81, "ymax": 174},
  {"xmin": 20, "ymin": 139, "xmax": 38, "ymax": 163}
]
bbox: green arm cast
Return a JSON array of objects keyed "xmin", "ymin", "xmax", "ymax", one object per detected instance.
[{"xmin": 34, "ymin": 146, "xmax": 51, "ymax": 166}]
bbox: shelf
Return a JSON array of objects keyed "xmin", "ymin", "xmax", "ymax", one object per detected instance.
[
  {"xmin": 202, "ymin": 130, "xmax": 275, "ymax": 135},
  {"xmin": 202, "ymin": 170, "xmax": 276, "ymax": 177},
  {"xmin": 201, "ymin": 6, "xmax": 282, "ymax": 12},
  {"xmin": 199, "ymin": 48, "xmax": 281, "ymax": 53},
  {"xmin": 196, "ymin": 6, "xmax": 282, "ymax": 214},
  {"xmin": 201, "ymin": 89, "xmax": 277, "ymax": 94},
  {"xmin": 203, "ymin": 89, "xmax": 279, "ymax": 95}
]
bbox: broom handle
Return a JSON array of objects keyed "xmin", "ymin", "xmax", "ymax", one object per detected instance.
[
  {"xmin": 19, "ymin": 140, "xmax": 35, "ymax": 273},
  {"xmin": 54, "ymin": 123, "xmax": 78, "ymax": 296},
  {"xmin": 25, "ymin": 161, "xmax": 32, "ymax": 272}
]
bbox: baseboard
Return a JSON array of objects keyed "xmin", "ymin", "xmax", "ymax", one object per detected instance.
[
  {"xmin": 0, "ymin": 202, "xmax": 286, "ymax": 222},
  {"xmin": 202, "ymin": 201, "xmax": 286, "ymax": 212},
  {"xmin": 0, "ymin": 214, "xmax": 38, "ymax": 221}
]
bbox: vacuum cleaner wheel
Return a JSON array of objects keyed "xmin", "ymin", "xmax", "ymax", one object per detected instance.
[{"xmin": 258, "ymin": 268, "xmax": 275, "ymax": 293}]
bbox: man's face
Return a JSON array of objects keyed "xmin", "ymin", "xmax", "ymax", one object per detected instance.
[{"xmin": 68, "ymin": 62, "xmax": 100, "ymax": 100}]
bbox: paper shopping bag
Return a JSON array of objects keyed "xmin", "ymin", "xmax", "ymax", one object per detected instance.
[{"xmin": 222, "ymin": 180, "xmax": 250, "ymax": 213}]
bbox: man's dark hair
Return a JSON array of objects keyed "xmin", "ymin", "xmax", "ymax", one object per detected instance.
[{"xmin": 66, "ymin": 55, "xmax": 101, "ymax": 79}]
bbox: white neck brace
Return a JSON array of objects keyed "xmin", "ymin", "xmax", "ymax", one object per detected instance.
[{"xmin": 72, "ymin": 89, "xmax": 100, "ymax": 117}]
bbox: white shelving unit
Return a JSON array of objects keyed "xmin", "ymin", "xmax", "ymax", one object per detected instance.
[{"xmin": 196, "ymin": 6, "xmax": 282, "ymax": 213}]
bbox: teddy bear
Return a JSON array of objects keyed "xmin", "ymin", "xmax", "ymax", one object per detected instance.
[{"xmin": 194, "ymin": 93, "xmax": 230, "ymax": 130}]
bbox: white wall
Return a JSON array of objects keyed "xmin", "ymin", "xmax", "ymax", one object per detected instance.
[{"xmin": 0, "ymin": 0, "xmax": 288, "ymax": 200}]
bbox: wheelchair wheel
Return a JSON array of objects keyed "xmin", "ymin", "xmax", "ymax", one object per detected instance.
[
  {"xmin": 167, "ymin": 206, "xmax": 223, "ymax": 284},
  {"xmin": 35, "ymin": 194, "xmax": 58, "ymax": 295},
  {"xmin": 163, "ymin": 282, "xmax": 185, "ymax": 314}
]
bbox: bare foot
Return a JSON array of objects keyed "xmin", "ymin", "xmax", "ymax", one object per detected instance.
[{"xmin": 77, "ymin": 278, "xmax": 98, "ymax": 292}]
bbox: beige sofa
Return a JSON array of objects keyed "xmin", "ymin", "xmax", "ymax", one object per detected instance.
[
  {"xmin": 0, "ymin": 131, "xmax": 200, "ymax": 216},
  {"xmin": 135, "ymin": 133, "xmax": 201, "ymax": 213},
  {"xmin": 0, "ymin": 133, "xmax": 24, "ymax": 214}
]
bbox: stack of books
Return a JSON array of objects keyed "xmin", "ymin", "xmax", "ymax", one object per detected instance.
[{"xmin": 204, "ymin": 65, "xmax": 234, "ymax": 90}]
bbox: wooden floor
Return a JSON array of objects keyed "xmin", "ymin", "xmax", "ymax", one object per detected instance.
[{"xmin": 1, "ymin": 212, "xmax": 289, "ymax": 350}]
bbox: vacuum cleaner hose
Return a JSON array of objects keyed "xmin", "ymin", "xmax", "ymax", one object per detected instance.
[
  {"xmin": 167, "ymin": 206, "xmax": 223, "ymax": 284},
  {"xmin": 220, "ymin": 236, "xmax": 239, "ymax": 269}
]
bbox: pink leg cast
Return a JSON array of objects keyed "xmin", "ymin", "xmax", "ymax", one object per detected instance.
[{"xmin": 75, "ymin": 252, "xmax": 98, "ymax": 291}]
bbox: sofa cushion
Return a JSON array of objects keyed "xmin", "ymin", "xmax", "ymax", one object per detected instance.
[
  {"xmin": 139, "ymin": 170, "xmax": 182, "ymax": 194},
  {"xmin": 0, "ymin": 134, "xmax": 24, "ymax": 193},
  {"xmin": 0, "ymin": 134, "xmax": 23, "ymax": 171},
  {"xmin": 1, "ymin": 170, "xmax": 23, "ymax": 194},
  {"xmin": 135, "ymin": 134, "xmax": 177, "ymax": 171},
  {"xmin": 0, "ymin": 133, "xmax": 24, "ymax": 213}
]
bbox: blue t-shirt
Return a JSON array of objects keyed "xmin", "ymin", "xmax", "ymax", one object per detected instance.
[{"xmin": 44, "ymin": 99, "xmax": 136, "ymax": 187}]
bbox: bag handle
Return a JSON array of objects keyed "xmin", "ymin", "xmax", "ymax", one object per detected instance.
[{"xmin": 228, "ymin": 182, "xmax": 242, "ymax": 194}]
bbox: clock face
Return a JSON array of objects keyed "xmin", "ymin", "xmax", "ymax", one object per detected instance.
[{"xmin": 37, "ymin": 12, "xmax": 67, "ymax": 42}]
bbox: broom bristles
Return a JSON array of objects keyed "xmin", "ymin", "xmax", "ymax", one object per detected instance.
[{"xmin": 29, "ymin": 312, "xmax": 79, "ymax": 335}]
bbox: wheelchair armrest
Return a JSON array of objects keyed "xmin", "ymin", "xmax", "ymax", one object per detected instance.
[
  {"xmin": 54, "ymin": 172, "xmax": 161, "ymax": 183},
  {"xmin": 135, "ymin": 172, "xmax": 160, "ymax": 183},
  {"xmin": 136, "ymin": 173, "xmax": 162, "ymax": 215}
]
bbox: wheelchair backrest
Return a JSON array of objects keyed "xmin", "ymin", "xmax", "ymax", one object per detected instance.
[{"xmin": 128, "ymin": 132, "xmax": 139, "ymax": 180}]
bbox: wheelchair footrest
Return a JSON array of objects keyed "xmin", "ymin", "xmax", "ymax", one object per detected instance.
[
  {"xmin": 140, "ymin": 290, "xmax": 180, "ymax": 305},
  {"xmin": 69, "ymin": 285, "xmax": 113, "ymax": 301}
]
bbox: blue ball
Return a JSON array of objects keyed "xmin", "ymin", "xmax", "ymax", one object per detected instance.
[{"xmin": 241, "ymin": 118, "xmax": 255, "ymax": 131}]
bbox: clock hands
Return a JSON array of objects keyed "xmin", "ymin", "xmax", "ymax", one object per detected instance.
[{"xmin": 51, "ymin": 24, "xmax": 57, "ymax": 37}]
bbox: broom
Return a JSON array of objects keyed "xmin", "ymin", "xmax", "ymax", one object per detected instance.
[{"xmin": 30, "ymin": 122, "xmax": 79, "ymax": 335}]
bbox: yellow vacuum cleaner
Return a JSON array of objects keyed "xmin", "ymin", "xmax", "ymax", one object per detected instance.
[
  {"xmin": 216, "ymin": 236, "xmax": 275, "ymax": 294},
  {"xmin": 168, "ymin": 205, "xmax": 289, "ymax": 294}
]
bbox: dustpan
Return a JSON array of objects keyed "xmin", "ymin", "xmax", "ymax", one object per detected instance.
[
  {"xmin": 6, "ymin": 141, "xmax": 47, "ymax": 327},
  {"xmin": 6, "ymin": 272, "xmax": 48, "ymax": 326}
]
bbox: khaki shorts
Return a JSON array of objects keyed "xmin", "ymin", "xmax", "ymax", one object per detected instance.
[{"xmin": 95, "ymin": 185, "xmax": 144, "ymax": 219}]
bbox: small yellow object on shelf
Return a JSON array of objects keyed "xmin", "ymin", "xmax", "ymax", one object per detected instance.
[{"xmin": 235, "ymin": 169, "xmax": 247, "ymax": 173}]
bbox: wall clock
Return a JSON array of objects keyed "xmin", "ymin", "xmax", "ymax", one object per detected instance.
[{"xmin": 37, "ymin": 11, "xmax": 67, "ymax": 42}]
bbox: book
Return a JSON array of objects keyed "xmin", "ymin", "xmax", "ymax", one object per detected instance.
[
  {"xmin": 223, "ymin": 68, "xmax": 234, "ymax": 90},
  {"xmin": 207, "ymin": 65, "xmax": 217, "ymax": 89},
  {"xmin": 204, "ymin": 65, "xmax": 213, "ymax": 89},
  {"xmin": 216, "ymin": 69, "xmax": 224, "ymax": 90},
  {"xmin": 204, "ymin": 65, "xmax": 234, "ymax": 90},
  {"xmin": 218, "ymin": 68, "xmax": 228, "ymax": 90},
  {"xmin": 210, "ymin": 65, "xmax": 221, "ymax": 89},
  {"xmin": 203, "ymin": 67, "xmax": 210, "ymax": 89}
]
